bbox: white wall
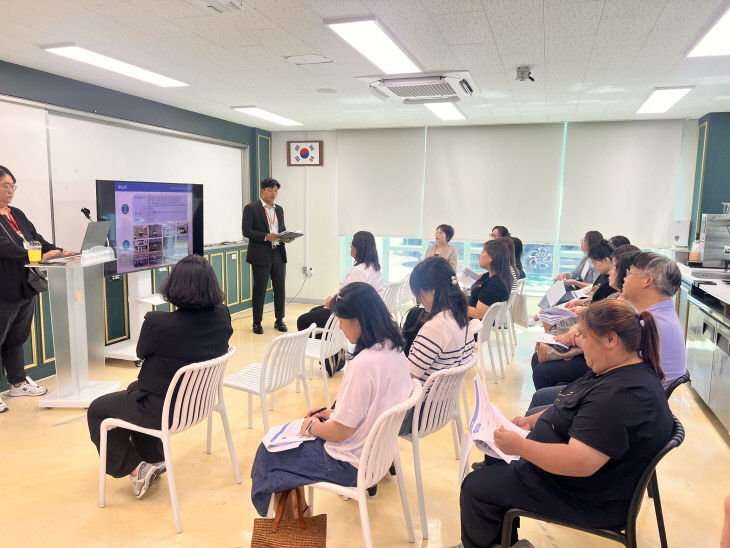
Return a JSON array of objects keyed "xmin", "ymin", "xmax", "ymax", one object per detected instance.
[
  {"xmin": 272, "ymin": 131, "xmax": 340, "ymax": 301},
  {"xmin": 675, "ymin": 118, "xmax": 699, "ymax": 223}
]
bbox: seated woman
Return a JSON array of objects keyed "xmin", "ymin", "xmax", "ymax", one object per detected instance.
[
  {"xmin": 468, "ymin": 239, "xmax": 512, "ymax": 321},
  {"xmin": 425, "ymin": 224, "xmax": 458, "ymax": 272},
  {"xmin": 87, "ymin": 255, "xmax": 233, "ymax": 499},
  {"xmin": 490, "ymin": 226, "xmax": 524, "ymax": 279},
  {"xmin": 458, "ymin": 299, "xmax": 673, "ymax": 548},
  {"xmin": 250, "ymin": 282, "xmax": 412, "ymax": 517},
  {"xmin": 609, "ymin": 234, "xmax": 631, "ymax": 248},
  {"xmin": 558, "ymin": 230, "xmax": 604, "ymax": 289},
  {"xmin": 297, "ymin": 230, "xmax": 383, "ymax": 332},
  {"xmin": 399, "ymin": 257, "xmax": 474, "ymax": 435}
]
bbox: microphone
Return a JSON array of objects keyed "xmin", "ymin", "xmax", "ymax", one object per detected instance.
[{"xmin": 81, "ymin": 207, "xmax": 92, "ymax": 221}]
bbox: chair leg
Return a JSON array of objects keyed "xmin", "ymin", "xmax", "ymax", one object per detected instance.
[
  {"xmin": 268, "ymin": 392, "xmax": 274, "ymax": 411},
  {"xmin": 358, "ymin": 491, "xmax": 374, "ymax": 548},
  {"xmin": 451, "ymin": 413, "xmax": 463, "ymax": 460},
  {"xmin": 307, "ymin": 485, "xmax": 315, "ymax": 515},
  {"xmin": 412, "ymin": 436, "xmax": 429, "ymax": 539},
  {"xmin": 162, "ymin": 437, "xmax": 182, "ymax": 533},
  {"xmin": 394, "ymin": 447, "xmax": 416, "ymax": 543},
  {"xmin": 247, "ymin": 392, "xmax": 253, "ymax": 429},
  {"xmin": 458, "ymin": 432, "xmax": 473, "ymax": 485},
  {"xmin": 98, "ymin": 424, "xmax": 109, "ymax": 508},
  {"xmin": 494, "ymin": 330, "xmax": 506, "ymax": 378},
  {"xmin": 501, "ymin": 328, "xmax": 511, "ymax": 366},
  {"xmin": 461, "ymin": 382, "xmax": 471, "ymax": 425},
  {"xmin": 217, "ymin": 402, "xmax": 242, "ymax": 483},
  {"xmin": 206, "ymin": 414, "xmax": 213, "ymax": 454},
  {"xmin": 486, "ymin": 336, "xmax": 499, "ymax": 383},
  {"xmin": 300, "ymin": 374, "xmax": 313, "ymax": 409},
  {"xmin": 261, "ymin": 393, "xmax": 270, "ymax": 432},
  {"xmin": 320, "ymin": 360, "xmax": 331, "ymax": 407},
  {"xmin": 649, "ymin": 472, "xmax": 669, "ymax": 548}
]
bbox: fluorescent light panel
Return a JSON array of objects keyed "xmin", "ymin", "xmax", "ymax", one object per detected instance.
[
  {"xmin": 688, "ymin": 7, "xmax": 730, "ymax": 57},
  {"xmin": 43, "ymin": 45, "xmax": 187, "ymax": 87},
  {"xmin": 327, "ymin": 19, "xmax": 420, "ymax": 74},
  {"xmin": 232, "ymin": 107, "xmax": 302, "ymax": 126},
  {"xmin": 424, "ymin": 102, "xmax": 465, "ymax": 121},
  {"xmin": 636, "ymin": 88, "xmax": 693, "ymax": 114}
]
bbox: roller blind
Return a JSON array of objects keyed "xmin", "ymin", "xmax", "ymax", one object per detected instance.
[
  {"xmin": 559, "ymin": 120, "xmax": 683, "ymax": 248},
  {"xmin": 422, "ymin": 124, "xmax": 565, "ymax": 243},
  {"xmin": 336, "ymin": 128, "xmax": 425, "ymax": 237}
]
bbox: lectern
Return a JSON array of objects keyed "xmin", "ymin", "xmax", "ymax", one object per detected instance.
[{"xmin": 30, "ymin": 247, "xmax": 120, "ymax": 408}]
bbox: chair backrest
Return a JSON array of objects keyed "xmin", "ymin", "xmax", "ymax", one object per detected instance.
[
  {"xmin": 318, "ymin": 313, "xmax": 347, "ymax": 359},
  {"xmin": 260, "ymin": 324, "xmax": 317, "ymax": 392},
  {"xmin": 413, "ymin": 355, "xmax": 476, "ymax": 437},
  {"xmin": 357, "ymin": 379, "xmax": 423, "ymax": 489},
  {"xmin": 162, "ymin": 347, "xmax": 237, "ymax": 435},
  {"xmin": 477, "ymin": 301, "xmax": 507, "ymax": 343},
  {"xmin": 395, "ymin": 276, "xmax": 415, "ymax": 312},
  {"xmin": 664, "ymin": 371, "xmax": 690, "ymax": 399},
  {"xmin": 514, "ymin": 278, "xmax": 526, "ymax": 296},
  {"xmin": 381, "ymin": 283, "xmax": 400, "ymax": 316},
  {"xmin": 625, "ymin": 416, "xmax": 685, "ymax": 538}
]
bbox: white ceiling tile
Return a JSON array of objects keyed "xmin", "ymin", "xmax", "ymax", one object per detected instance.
[{"xmin": 432, "ymin": 11, "xmax": 490, "ymax": 45}]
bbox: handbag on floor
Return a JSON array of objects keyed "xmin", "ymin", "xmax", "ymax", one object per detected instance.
[
  {"xmin": 324, "ymin": 349, "xmax": 346, "ymax": 377},
  {"xmin": 251, "ymin": 487, "xmax": 327, "ymax": 548}
]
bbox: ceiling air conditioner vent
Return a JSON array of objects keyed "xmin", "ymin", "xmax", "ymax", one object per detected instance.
[{"xmin": 355, "ymin": 71, "xmax": 477, "ymax": 102}]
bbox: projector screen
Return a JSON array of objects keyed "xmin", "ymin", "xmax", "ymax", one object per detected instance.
[{"xmin": 96, "ymin": 180, "xmax": 203, "ymax": 275}]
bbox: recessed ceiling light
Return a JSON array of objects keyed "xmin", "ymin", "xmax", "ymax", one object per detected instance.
[
  {"xmin": 687, "ymin": 6, "xmax": 730, "ymax": 57},
  {"xmin": 424, "ymin": 102, "xmax": 465, "ymax": 121},
  {"xmin": 231, "ymin": 106, "xmax": 302, "ymax": 126},
  {"xmin": 325, "ymin": 18, "xmax": 420, "ymax": 74},
  {"xmin": 636, "ymin": 87, "xmax": 693, "ymax": 114},
  {"xmin": 42, "ymin": 44, "xmax": 187, "ymax": 87}
]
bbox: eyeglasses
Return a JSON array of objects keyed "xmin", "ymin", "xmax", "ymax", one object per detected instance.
[
  {"xmin": 627, "ymin": 267, "xmax": 651, "ymax": 278},
  {"xmin": 1, "ymin": 184, "xmax": 17, "ymax": 192}
]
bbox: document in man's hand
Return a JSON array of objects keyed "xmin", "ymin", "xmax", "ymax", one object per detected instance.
[
  {"xmin": 277, "ymin": 229, "xmax": 304, "ymax": 240},
  {"xmin": 262, "ymin": 419, "xmax": 316, "ymax": 452},
  {"xmin": 469, "ymin": 376, "xmax": 528, "ymax": 463}
]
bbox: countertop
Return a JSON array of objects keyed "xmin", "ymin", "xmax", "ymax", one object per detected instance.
[{"xmin": 678, "ymin": 263, "xmax": 730, "ymax": 306}]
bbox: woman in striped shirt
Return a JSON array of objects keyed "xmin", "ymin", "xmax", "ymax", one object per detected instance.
[{"xmin": 400, "ymin": 256, "xmax": 474, "ymax": 435}]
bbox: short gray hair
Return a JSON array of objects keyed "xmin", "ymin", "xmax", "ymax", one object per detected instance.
[{"xmin": 632, "ymin": 252, "xmax": 681, "ymax": 297}]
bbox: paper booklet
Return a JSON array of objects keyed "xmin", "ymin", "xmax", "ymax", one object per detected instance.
[
  {"xmin": 544, "ymin": 279, "xmax": 566, "ymax": 308},
  {"xmin": 459, "ymin": 267, "xmax": 480, "ymax": 288},
  {"xmin": 277, "ymin": 229, "xmax": 304, "ymax": 240},
  {"xmin": 262, "ymin": 419, "xmax": 316, "ymax": 452},
  {"xmin": 537, "ymin": 306, "xmax": 576, "ymax": 325},
  {"xmin": 534, "ymin": 332, "xmax": 570, "ymax": 350},
  {"xmin": 469, "ymin": 376, "xmax": 528, "ymax": 463}
]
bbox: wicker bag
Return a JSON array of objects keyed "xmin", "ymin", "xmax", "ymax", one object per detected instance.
[{"xmin": 251, "ymin": 487, "xmax": 326, "ymax": 548}]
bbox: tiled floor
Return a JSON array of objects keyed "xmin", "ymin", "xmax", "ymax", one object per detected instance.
[{"xmin": 1, "ymin": 303, "xmax": 727, "ymax": 547}]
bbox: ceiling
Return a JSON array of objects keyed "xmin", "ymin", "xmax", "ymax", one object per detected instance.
[{"xmin": 1, "ymin": 0, "xmax": 730, "ymax": 131}]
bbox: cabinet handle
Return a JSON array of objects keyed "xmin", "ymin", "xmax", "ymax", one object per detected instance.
[{"xmin": 717, "ymin": 333, "xmax": 730, "ymax": 356}]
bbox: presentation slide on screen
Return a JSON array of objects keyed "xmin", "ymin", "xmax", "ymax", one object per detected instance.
[{"xmin": 114, "ymin": 182, "xmax": 193, "ymax": 273}]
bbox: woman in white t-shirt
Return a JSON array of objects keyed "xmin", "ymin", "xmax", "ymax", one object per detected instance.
[
  {"xmin": 400, "ymin": 256, "xmax": 474, "ymax": 435},
  {"xmin": 296, "ymin": 230, "xmax": 384, "ymax": 333},
  {"xmin": 251, "ymin": 282, "xmax": 412, "ymax": 517}
]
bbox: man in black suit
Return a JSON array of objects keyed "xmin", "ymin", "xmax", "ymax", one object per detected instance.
[{"xmin": 242, "ymin": 177, "xmax": 289, "ymax": 334}]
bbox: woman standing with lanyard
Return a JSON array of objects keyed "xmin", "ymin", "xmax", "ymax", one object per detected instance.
[{"xmin": 0, "ymin": 165, "xmax": 73, "ymax": 413}]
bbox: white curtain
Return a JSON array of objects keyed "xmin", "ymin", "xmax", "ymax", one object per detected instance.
[
  {"xmin": 422, "ymin": 124, "xmax": 565, "ymax": 243},
  {"xmin": 336, "ymin": 128, "xmax": 426, "ymax": 237},
  {"xmin": 559, "ymin": 120, "xmax": 684, "ymax": 248}
]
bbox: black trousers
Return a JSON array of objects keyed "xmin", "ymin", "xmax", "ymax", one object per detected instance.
[
  {"xmin": 87, "ymin": 381, "xmax": 165, "ymax": 478},
  {"xmin": 297, "ymin": 305, "xmax": 332, "ymax": 332},
  {"xmin": 0, "ymin": 297, "xmax": 36, "ymax": 385},
  {"xmin": 531, "ymin": 352, "xmax": 588, "ymax": 390},
  {"xmin": 251, "ymin": 249, "xmax": 286, "ymax": 323},
  {"xmin": 460, "ymin": 459, "xmax": 620, "ymax": 548}
]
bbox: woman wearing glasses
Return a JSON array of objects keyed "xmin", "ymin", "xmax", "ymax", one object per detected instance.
[{"xmin": 0, "ymin": 165, "xmax": 74, "ymax": 413}]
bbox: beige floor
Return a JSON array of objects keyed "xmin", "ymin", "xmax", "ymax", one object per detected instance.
[{"xmin": 1, "ymin": 302, "xmax": 727, "ymax": 547}]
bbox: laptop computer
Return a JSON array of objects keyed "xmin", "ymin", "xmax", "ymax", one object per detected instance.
[{"xmin": 55, "ymin": 221, "xmax": 112, "ymax": 258}]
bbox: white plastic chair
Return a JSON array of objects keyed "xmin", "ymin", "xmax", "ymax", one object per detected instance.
[
  {"xmin": 382, "ymin": 282, "xmax": 401, "ymax": 320},
  {"xmin": 472, "ymin": 301, "xmax": 508, "ymax": 382},
  {"xmin": 506, "ymin": 279, "xmax": 525, "ymax": 355},
  {"xmin": 302, "ymin": 379, "xmax": 423, "ymax": 548},
  {"xmin": 303, "ymin": 313, "xmax": 347, "ymax": 407},
  {"xmin": 494, "ymin": 298, "xmax": 513, "ymax": 365},
  {"xmin": 98, "ymin": 347, "xmax": 240, "ymax": 534},
  {"xmin": 401, "ymin": 356, "xmax": 476, "ymax": 539},
  {"xmin": 224, "ymin": 324, "xmax": 316, "ymax": 431}
]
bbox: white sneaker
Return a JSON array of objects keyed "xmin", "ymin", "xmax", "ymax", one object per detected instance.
[
  {"xmin": 130, "ymin": 461, "xmax": 167, "ymax": 499},
  {"xmin": 0, "ymin": 395, "xmax": 8, "ymax": 413},
  {"xmin": 9, "ymin": 376, "xmax": 48, "ymax": 397}
]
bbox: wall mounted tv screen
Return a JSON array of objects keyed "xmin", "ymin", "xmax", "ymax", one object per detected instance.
[{"xmin": 96, "ymin": 180, "xmax": 204, "ymax": 276}]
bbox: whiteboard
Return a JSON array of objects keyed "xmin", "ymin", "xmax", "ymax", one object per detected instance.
[
  {"xmin": 47, "ymin": 113, "xmax": 246, "ymax": 250},
  {"xmin": 0, "ymin": 100, "xmax": 54, "ymax": 239}
]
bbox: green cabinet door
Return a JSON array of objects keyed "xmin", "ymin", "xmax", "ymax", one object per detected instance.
[
  {"xmin": 207, "ymin": 252, "xmax": 225, "ymax": 294},
  {"xmin": 151, "ymin": 266, "xmax": 172, "ymax": 312},
  {"xmin": 104, "ymin": 274, "xmax": 130, "ymax": 344},
  {"xmin": 225, "ymin": 250, "xmax": 242, "ymax": 312},
  {"xmin": 240, "ymin": 248, "xmax": 252, "ymax": 309},
  {"xmin": 38, "ymin": 291, "xmax": 55, "ymax": 364}
]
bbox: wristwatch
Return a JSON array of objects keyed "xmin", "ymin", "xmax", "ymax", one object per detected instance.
[{"xmin": 305, "ymin": 419, "xmax": 316, "ymax": 437}]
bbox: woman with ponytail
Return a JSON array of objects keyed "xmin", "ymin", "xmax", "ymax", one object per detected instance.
[
  {"xmin": 457, "ymin": 299, "xmax": 673, "ymax": 548},
  {"xmin": 400, "ymin": 257, "xmax": 474, "ymax": 435}
]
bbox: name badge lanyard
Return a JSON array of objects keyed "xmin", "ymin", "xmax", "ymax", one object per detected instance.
[{"xmin": 1, "ymin": 210, "xmax": 28, "ymax": 247}]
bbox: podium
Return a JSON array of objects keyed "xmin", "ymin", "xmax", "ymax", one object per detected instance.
[{"xmin": 31, "ymin": 247, "xmax": 120, "ymax": 408}]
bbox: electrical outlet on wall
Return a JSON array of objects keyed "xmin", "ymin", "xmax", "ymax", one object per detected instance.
[{"xmin": 302, "ymin": 266, "xmax": 314, "ymax": 277}]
